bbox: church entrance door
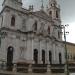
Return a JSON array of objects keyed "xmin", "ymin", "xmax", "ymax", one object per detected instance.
[{"xmin": 7, "ymin": 46, "xmax": 14, "ymax": 71}]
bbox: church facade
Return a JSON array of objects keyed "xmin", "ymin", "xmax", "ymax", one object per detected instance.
[{"xmin": 0, "ymin": 0, "xmax": 65, "ymax": 73}]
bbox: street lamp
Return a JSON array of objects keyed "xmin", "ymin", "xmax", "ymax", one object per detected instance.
[
  {"xmin": 61, "ymin": 24, "xmax": 69, "ymax": 75},
  {"xmin": 53, "ymin": 24, "xmax": 69, "ymax": 75}
]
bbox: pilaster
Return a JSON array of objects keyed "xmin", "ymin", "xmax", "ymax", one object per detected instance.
[
  {"xmin": 45, "ymin": 39, "xmax": 49, "ymax": 64},
  {"xmin": 38, "ymin": 39, "xmax": 43, "ymax": 64},
  {"xmin": 52, "ymin": 43, "xmax": 56, "ymax": 64}
]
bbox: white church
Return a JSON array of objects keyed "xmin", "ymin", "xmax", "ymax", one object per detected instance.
[{"xmin": 0, "ymin": 0, "xmax": 65, "ymax": 74}]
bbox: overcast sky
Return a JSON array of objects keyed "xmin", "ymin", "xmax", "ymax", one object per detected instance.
[{"xmin": 0, "ymin": 0, "xmax": 75, "ymax": 43}]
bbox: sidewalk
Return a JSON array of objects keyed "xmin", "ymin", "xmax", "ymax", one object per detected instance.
[{"xmin": 0, "ymin": 70, "xmax": 47, "ymax": 75}]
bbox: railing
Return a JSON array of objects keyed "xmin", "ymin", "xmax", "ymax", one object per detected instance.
[
  {"xmin": 51, "ymin": 64, "xmax": 65, "ymax": 73},
  {"xmin": 32, "ymin": 64, "xmax": 47, "ymax": 73},
  {"xmin": 17, "ymin": 63, "xmax": 29, "ymax": 73}
]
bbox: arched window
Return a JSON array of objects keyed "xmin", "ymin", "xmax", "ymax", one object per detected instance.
[
  {"xmin": 42, "ymin": 50, "xmax": 45, "ymax": 64},
  {"xmin": 58, "ymin": 31, "xmax": 60, "ymax": 38},
  {"xmin": 34, "ymin": 49, "xmax": 38, "ymax": 64},
  {"xmin": 59, "ymin": 53, "xmax": 62, "ymax": 64},
  {"xmin": 33, "ymin": 20, "xmax": 37, "ymax": 31},
  {"xmin": 51, "ymin": 4, "xmax": 52, "ymax": 6},
  {"xmin": 40, "ymin": 22, "xmax": 45, "ymax": 33},
  {"xmin": 22, "ymin": 19, "xmax": 26, "ymax": 28},
  {"xmin": 48, "ymin": 26, "xmax": 50, "ymax": 34},
  {"xmin": 11, "ymin": 16, "xmax": 15, "ymax": 26},
  {"xmin": 49, "ymin": 51, "xmax": 52, "ymax": 64},
  {"xmin": 49, "ymin": 11, "xmax": 52, "ymax": 15},
  {"xmin": 56, "ymin": 11, "xmax": 59, "ymax": 18}
]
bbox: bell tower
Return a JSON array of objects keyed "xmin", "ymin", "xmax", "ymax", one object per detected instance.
[
  {"xmin": 47, "ymin": 0, "xmax": 62, "ymax": 40},
  {"xmin": 47, "ymin": 0, "xmax": 60, "ymax": 21},
  {"xmin": 2, "ymin": 0, "xmax": 22, "ymax": 9}
]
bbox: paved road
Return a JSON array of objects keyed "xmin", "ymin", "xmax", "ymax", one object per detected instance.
[
  {"xmin": 0, "ymin": 73, "xmax": 16, "ymax": 75},
  {"xmin": 0, "ymin": 74, "xmax": 10, "ymax": 75}
]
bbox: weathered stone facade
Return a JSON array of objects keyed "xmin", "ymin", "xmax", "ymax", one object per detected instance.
[{"xmin": 0, "ymin": 0, "xmax": 65, "ymax": 74}]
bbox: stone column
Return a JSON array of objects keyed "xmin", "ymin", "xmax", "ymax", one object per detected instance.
[
  {"xmin": 46, "ymin": 41, "xmax": 50, "ymax": 64},
  {"xmin": 45, "ymin": 40, "xmax": 47, "ymax": 64},
  {"xmin": 31, "ymin": 39, "xmax": 35, "ymax": 64}
]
